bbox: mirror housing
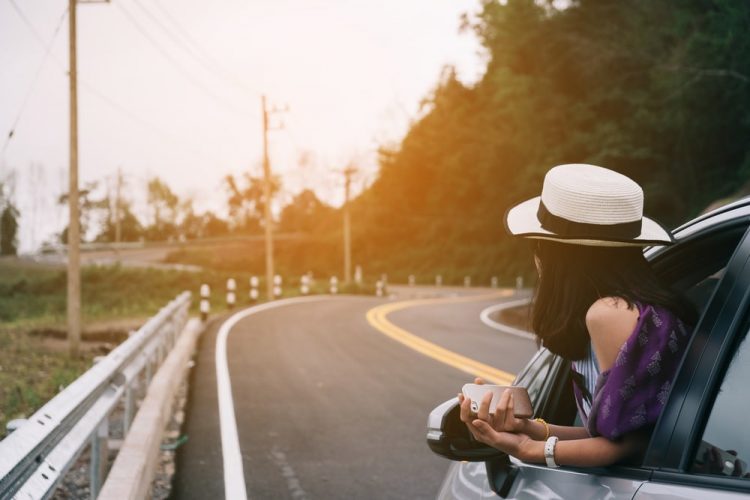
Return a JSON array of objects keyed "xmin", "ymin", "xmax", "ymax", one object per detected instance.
[{"xmin": 426, "ymin": 397, "xmax": 506, "ymax": 462}]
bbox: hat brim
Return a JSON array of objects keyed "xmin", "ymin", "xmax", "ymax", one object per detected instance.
[{"xmin": 504, "ymin": 197, "xmax": 674, "ymax": 247}]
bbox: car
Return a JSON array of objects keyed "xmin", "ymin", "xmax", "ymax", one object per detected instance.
[{"xmin": 427, "ymin": 197, "xmax": 750, "ymax": 499}]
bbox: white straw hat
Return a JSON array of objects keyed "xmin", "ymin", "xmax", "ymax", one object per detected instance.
[{"xmin": 504, "ymin": 164, "xmax": 673, "ymax": 247}]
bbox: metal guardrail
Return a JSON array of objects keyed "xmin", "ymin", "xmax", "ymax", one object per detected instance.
[{"xmin": 0, "ymin": 292, "xmax": 191, "ymax": 500}]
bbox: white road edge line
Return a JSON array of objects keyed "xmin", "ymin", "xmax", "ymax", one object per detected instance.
[
  {"xmin": 215, "ymin": 296, "xmax": 333, "ymax": 500},
  {"xmin": 479, "ymin": 297, "xmax": 535, "ymax": 341}
]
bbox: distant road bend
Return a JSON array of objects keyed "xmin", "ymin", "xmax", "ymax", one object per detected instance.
[{"xmin": 173, "ymin": 287, "xmax": 537, "ymax": 499}]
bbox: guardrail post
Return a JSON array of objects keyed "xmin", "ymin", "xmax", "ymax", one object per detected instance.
[
  {"xmin": 226, "ymin": 278, "xmax": 236, "ymax": 309},
  {"xmin": 435, "ymin": 275, "xmax": 442, "ymax": 287},
  {"xmin": 330, "ymin": 276, "xmax": 338, "ymax": 294},
  {"xmin": 408, "ymin": 274, "xmax": 415, "ymax": 286},
  {"xmin": 300, "ymin": 275, "xmax": 310, "ymax": 295},
  {"xmin": 273, "ymin": 274, "xmax": 283, "ymax": 298},
  {"xmin": 249, "ymin": 276, "xmax": 259, "ymax": 302},
  {"xmin": 90, "ymin": 418, "xmax": 109, "ymax": 498},
  {"xmin": 200, "ymin": 284, "xmax": 210, "ymax": 321},
  {"xmin": 491, "ymin": 276, "xmax": 498, "ymax": 288},
  {"xmin": 464, "ymin": 276, "xmax": 471, "ymax": 287},
  {"xmin": 145, "ymin": 354, "xmax": 153, "ymax": 386},
  {"xmin": 516, "ymin": 275, "xmax": 524, "ymax": 290},
  {"xmin": 123, "ymin": 384, "xmax": 134, "ymax": 436}
]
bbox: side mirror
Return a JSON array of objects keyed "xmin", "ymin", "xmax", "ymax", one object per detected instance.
[{"xmin": 426, "ymin": 398, "xmax": 505, "ymax": 462}]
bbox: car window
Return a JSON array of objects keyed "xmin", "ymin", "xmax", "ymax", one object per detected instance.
[
  {"xmin": 657, "ymin": 223, "xmax": 748, "ymax": 314},
  {"xmin": 689, "ymin": 329, "xmax": 750, "ymax": 479},
  {"xmin": 514, "ymin": 350, "xmax": 553, "ymax": 410}
]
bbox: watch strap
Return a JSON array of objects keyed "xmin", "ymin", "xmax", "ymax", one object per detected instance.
[{"xmin": 544, "ymin": 436, "xmax": 559, "ymax": 468}]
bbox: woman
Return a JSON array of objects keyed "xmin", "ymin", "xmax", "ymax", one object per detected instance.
[{"xmin": 459, "ymin": 164, "xmax": 696, "ymax": 468}]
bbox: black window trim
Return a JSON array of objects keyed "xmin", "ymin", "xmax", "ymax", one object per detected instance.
[{"xmin": 643, "ymin": 223, "xmax": 750, "ymax": 480}]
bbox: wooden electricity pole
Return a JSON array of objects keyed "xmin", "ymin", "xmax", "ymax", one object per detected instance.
[
  {"xmin": 261, "ymin": 96, "xmax": 274, "ymax": 301},
  {"xmin": 68, "ymin": 0, "xmax": 108, "ymax": 357},
  {"xmin": 260, "ymin": 97, "xmax": 288, "ymax": 300},
  {"xmin": 342, "ymin": 166, "xmax": 357, "ymax": 284},
  {"xmin": 114, "ymin": 167, "xmax": 123, "ymax": 244},
  {"xmin": 68, "ymin": 0, "xmax": 80, "ymax": 356}
]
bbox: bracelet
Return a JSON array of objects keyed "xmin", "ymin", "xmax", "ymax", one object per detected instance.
[
  {"xmin": 544, "ymin": 436, "xmax": 560, "ymax": 468},
  {"xmin": 534, "ymin": 418, "xmax": 550, "ymax": 441}
]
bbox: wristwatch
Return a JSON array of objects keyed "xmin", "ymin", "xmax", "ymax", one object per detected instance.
[{"xmin": 544, "ymin": 436, "xmax": 559, "ymax": 468}]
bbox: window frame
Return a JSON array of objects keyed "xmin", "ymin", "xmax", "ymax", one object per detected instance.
[{"xmin": 641, "ymin": 218, "xmax": 750, "ymax": 494}]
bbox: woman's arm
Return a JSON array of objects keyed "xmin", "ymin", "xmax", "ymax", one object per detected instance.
[
  {"xmin": 470, "ymin": 417, "xmax": 647, "ymax": 467},
  {"xmin": 522, "ymin": 419, "xmax": 591, "ymax": 441},
  {"xmin": 460, "ymin": 388, "xmax": 590, "ymax": 441}
]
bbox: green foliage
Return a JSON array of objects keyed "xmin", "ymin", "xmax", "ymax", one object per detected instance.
[
  {"xmin": 346, "ymin": 0, "xmax": 750, "ymax": 282},
  {"xmin": 279, "ymin": 189, "xmax": 336, "ymax": 234},
  {"xmin": 0, "ymin": 203, "xmax": 19, "ymax": 255}
]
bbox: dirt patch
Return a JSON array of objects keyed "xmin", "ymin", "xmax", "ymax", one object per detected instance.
[{"xmin": 28, "ymin": 318, "xmax": 145, "ymax": 345}]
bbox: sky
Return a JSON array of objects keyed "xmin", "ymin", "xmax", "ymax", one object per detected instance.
[{"xmin": 0, "ymin": 0, "xmax": 486, "ymax": 252}]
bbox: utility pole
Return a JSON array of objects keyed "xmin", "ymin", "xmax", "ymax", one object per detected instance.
[
  {"xmin": 114, "ymin": 166, "xmax": 122, "ymax": 244},
  {"xmin": 342, "ymin": 165, "xmax": 357, "ymax": 284},
  {"xmin": 68, "ymin": 0, "xmax": 80, "ymax": 357},
  {"xmin": 67, "ymin": 0, "xmax": 108, "ymax": 357},
  {"xmin": 260, "ymin": 96, "xmax": 288, "ymax": 300}
]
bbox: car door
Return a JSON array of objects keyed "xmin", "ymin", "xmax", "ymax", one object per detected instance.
[
  {"xmin": 483, "ymin": 211, "xmax": 750, "ymax": 499},
  {"xmin": 633, "ymin": 222, "xmax": 750, "ymax": 498},
  {"xmin": 435, "ymin": 349, "xmax": 561, "ymax": 500}
]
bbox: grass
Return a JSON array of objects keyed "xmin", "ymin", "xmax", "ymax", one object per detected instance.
[
  {"xmin": 0, "ymin": 330, "xmax": 93, "ymax": 437},
  {"xmin": 0, "ymin": 257, "xmax": 373, "ymax": 435}
]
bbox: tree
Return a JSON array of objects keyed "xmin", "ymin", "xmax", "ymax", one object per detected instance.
[
  {"xmin": 348, "ymin": 0, "xmax": 750, "ymax": 281},
  {"xmin": 59, "ymin": 181, "xmax": 105, "ymax": 244},
  {"xmin": 279, "ymin": 189, "xmax": 334, "ymax": 233},
  {"xmin": 0, "ymin": 202, "xmax": 19, "ymax": 255},
  {"xmin": 145, "ymin": 177, "xmax": 179, "ymax": 240},
  {"xmin": 224, "ymin": 173, "xmax": 281, "ymax": 233}
]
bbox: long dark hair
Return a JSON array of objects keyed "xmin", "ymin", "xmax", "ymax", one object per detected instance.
[{"xmin": 530, "ymin": 239, "xmax": 697, "ymax": 360}]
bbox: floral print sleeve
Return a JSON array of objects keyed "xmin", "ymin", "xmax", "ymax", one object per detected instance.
[{"xmin": 585, "ymin": 303, "xmax": 691, "ymax": 440}]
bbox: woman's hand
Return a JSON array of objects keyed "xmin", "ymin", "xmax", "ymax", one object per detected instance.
[
  {"xmin": 458, "ymin": 383, "xmax": 530, "ymax": 435},
  {"xmin": 458, "ymin": 383, "xmax": 538, "ymax": 459},
  {"xmin": 458, "ymin": 391, "xmax": 535, "ymax": 459}
]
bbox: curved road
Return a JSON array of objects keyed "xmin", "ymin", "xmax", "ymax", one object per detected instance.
[{"xmin": 172, "ymin": 287, "xmax": 536, "ymax": 499}]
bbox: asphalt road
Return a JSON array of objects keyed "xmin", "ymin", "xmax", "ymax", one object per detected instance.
[{"xmin": 172, "ymin": 288, "xmax": 537, "ymax": 499}]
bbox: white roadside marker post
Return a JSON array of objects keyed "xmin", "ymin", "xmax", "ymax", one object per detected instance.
[
  {"xmin": 330, "ymin": 276, "xmax": 338, "ymax": 294},
  {"xmin": 273, "ymin": 274, "xmax": 283, "ymax": 298},
  {"xmin": 249, "ymin": 276, "xmax": 259, "ymax": 302},
  {"xmin": 464, "ymin": 276, "xmax": 471, "ymax": 288},
  {"xmin": 491, "ymin": 276, "xmax": 498, "ymax": 288},
  {"xmin": 376, "ymin": 279, "xmax": 384, "ymax": 297},
  {"xmin": 516, "ymin": 275, "xmax": 524, "ymax": 290},
  {"xmin": 226, "ymin": 278, "xmax": 236, "ymax": 309},
  {"xmin": 354, "ymin": 265, "xmax": 363, "ymax": 285},
  {"xmin": 435, "ymin": 275, "xmax": 442, "ymax": 287},
  {"xmin": 408, "ymin": 274, "xmax": 415, "ymax": 286},
  {"xmin": 200, "ymin": 284, "xmax": 210, "ymax": 322},
  {"xmin": 300, "ymin": 275, "xmax": 310, "ymax": 295}
]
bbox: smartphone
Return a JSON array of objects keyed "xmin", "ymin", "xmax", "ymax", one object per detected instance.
[{"xmin": 461, "ymin": 384, "xmax": 533, "ymax": 419}]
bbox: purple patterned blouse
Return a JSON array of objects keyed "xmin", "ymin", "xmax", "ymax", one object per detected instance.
[{"xmin": 573, "ymin": 302, "xmax": 691, "ymax": 440}]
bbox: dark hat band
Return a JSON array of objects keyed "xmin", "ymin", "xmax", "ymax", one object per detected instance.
[{"xmin": 537, "ymin": 201, "xmax": 642, "ymax": 240}]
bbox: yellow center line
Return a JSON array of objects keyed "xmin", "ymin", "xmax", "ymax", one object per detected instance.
[{"xmin": 365, "ymin": 290, "xmax": 517, "ymax": 385}]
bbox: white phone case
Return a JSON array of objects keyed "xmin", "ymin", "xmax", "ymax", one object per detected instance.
[{"xmin": 461, "ymin": 384, "xmax": 533, "ymax": 418}]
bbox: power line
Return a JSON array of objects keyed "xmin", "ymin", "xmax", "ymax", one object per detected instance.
[
  {"xmin": 2, "ymin": 2, "xmax": 68, "ymax": 158},
  {"xmin": 150, "ymin": 0, "xmax": 260, "ymax": 96},
  {"xmin": 3, "ymin": 0, "xmax": 235, "ymax": 168},
  {"xmin": 115, "ymin": 1, "xmax": 256, "ymax": 118},
  {"xmin": 77, "ymin": 79, "xmax": 217, "ymax": 163}
]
